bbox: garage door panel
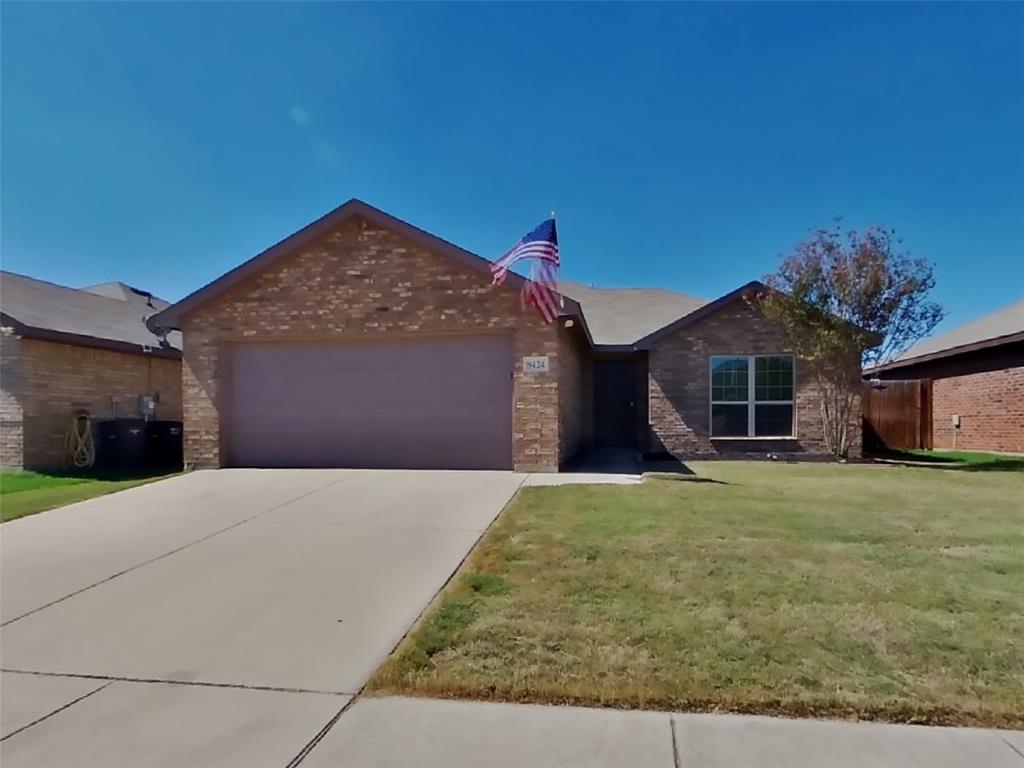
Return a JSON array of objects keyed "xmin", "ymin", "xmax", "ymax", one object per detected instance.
[{"xmin": 226, "ymin": 336, "xmax": 513, "ymax": 469}]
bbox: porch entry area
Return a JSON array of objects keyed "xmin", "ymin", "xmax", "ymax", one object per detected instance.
[{"xmin": 592, "ymin": 354, "xmax": 647, "ymax": 450}]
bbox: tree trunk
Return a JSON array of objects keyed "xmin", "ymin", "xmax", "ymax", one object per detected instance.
[{"xmin": 817, "ymin": 372, "xmax": 855, "ymax": 459}]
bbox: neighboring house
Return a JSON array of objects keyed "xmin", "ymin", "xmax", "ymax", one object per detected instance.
[
  {"xmin": 0, "ymin": 272, "xmax": 183, "ymax": 469},
  {"xmin": 147, "ymin": 199, "xmax": 860, "ymax": 472},
  {"xmin": 866, "ymin": 300, "xmax": 1024, "ymax": 453}
]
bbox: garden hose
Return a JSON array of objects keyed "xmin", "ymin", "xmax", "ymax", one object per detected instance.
[{"xmin": 61, "ymin": 411, "xmax": 96, "ymax": 469}]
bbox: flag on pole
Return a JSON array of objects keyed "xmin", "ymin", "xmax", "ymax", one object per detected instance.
[
  {"xmin": 491, "ymin": 217, "xmax": 561, "ymax": 324},
  {"xmin": 521, "ymin": 259, "xmax": 561, "ymax": 324}
]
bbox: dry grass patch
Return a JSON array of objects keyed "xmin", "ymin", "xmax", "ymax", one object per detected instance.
[{"xmin": 369, "ymin": 462, "xmax": 1024, "ymax": 727}]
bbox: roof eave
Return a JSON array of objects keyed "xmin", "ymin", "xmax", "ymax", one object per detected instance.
[
  {"xmin": 3, "ymin": 314, "xmax": 181, "ymax": 359},
  {"xmin": 864, "ymin": 330, "xmax": 1024, "ymax": 375}
]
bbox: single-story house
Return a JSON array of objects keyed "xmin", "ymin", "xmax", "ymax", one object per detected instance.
[
  {"xmin": 147, "ymin": 199, "xmax": 860, "ymax": 472},
  {"xmin": 1, "ymin": 272, "xmax": 183, "ymax": 469},
  {"xmin": 866, "ymin": 299, "xmax": 1023, "ymax": 453}
]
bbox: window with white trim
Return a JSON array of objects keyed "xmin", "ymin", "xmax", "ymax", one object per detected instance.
[{"xmin": 710, "ymin": 355, "xmax": 794, "ymax": 437}]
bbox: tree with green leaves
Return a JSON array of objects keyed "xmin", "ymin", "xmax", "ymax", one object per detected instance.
[{"xmin": 753, "ymin": 222, "xmax": 944, "ymax": 458}]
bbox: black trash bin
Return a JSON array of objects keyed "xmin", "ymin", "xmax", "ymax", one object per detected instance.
[
  {"xmin": 94, "ymin": 418, "xmax": 148, "ymax": 471},
  {"xmin": 145, "ymin": 420, "xmax": 184, "ymax": 469}
]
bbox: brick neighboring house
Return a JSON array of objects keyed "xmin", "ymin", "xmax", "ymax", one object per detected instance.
[
  {"xmin": 148, "ymin": 199, "xmax": 860, "ymax": 472},
  {"xmin": 1, "ymin": 273, "xmax": 183, "ymax": 469},
  {"xmin": 867, "ymin": 300, "xmax": 1024, "ymax": 453}
]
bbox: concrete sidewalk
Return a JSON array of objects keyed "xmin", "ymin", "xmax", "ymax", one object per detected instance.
[{"xmin": 299, "ymin": 696, "xmax": 1024, "ymax": 768}]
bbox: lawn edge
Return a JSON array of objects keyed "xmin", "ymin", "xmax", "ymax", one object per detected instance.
[
  {"xmin": 363, "ymin": 683, "xmax": 1024, "ymax": 731},
  {"xmin": 0, "ymin": 472, "xmax": 180, "ymax": 523}
]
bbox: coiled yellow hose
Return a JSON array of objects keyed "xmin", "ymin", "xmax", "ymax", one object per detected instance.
[{"xmin": 61, "ymin": 412, "xmax": 96, "ymax": 469}]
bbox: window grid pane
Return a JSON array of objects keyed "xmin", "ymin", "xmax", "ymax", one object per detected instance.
[
  {"xmin": 755, "ymin": 356, "xmax": 794, "ymax": 402},
  {"xmin": 712, "ymin": 404, "xmax": 748, "ymax": 437},
  {"xmin": 755, "ymin": 403, "xmax": 794, "ymax": 436},
  {"xmin": 711, "ymin": 357, "xmax": 749, "ymax": 402}
]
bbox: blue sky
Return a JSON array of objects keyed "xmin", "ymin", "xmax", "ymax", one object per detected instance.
[{"xmin": 2, "ymin": 2, "xmax": 1021, "ymax": 332}]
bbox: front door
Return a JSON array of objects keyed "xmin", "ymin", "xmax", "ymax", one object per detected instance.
[{"xmin": 593, "ymin": 358, "xmax": 638, "ymax": 448}]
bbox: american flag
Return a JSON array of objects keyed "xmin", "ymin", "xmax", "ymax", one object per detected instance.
[{"xmin": 491, "ymin": 217, "xmax": 561, "ymax": 323}]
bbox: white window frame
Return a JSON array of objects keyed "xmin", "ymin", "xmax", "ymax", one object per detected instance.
[{"xmin": 709, "ymin": 355, "xmax": 796, "ymax": 438}]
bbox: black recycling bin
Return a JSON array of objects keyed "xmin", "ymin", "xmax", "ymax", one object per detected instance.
[
  {"xmin": 145, "ymin": 420, "xmax": 184, "ymax": 469},
  {"xmin": 94, "ymin": 418, "xmax": 148, "ymax": 470}
]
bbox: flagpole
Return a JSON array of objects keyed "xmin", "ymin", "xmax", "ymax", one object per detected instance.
[{"xmin": 551, "ymin": 210, "xmax": 565, "ymax": 309}]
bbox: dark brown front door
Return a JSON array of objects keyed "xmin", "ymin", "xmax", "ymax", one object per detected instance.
[
  {"xmin": 225, "ymin": 335, "xmax": 514, "ymax": 469},
  {"xmin": 593, "ymin": 358, "xmax": 637, "ymax": 448}
]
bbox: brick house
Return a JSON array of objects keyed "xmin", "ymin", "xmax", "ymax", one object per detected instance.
[
  {"xmin": 148, "ymin": 199, "xmax": 859, "ymax": 472},
  {"xmin": 867, "ymin": 300, "xmax": 1024, "ymax": 453},
  {"xmin": 1, "ymin": 273, "xmax": 183, "ymax": 469}
]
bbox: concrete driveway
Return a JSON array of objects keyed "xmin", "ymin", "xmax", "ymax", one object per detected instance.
[{"xmin": 0, "ymin": 469, "xmax": 525, "ymax": 766}]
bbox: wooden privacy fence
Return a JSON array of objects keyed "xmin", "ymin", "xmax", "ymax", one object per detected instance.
[{"xmin": 862, "ymin": 379, "xmax": 933, "ymax": 452}]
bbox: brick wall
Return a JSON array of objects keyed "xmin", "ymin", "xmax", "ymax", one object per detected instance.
[
  {"xmin": 0, "ymin": 335, "xmax": 182, "ymax": 469},
  {"xmin": 932, "ymin": 367, "xmax": 1024, "ymax": 452},
  {"xmin": 1, "ymin": 327, "xmax": 25, "ymax": 468},
  {"xmin": 872, "ymin": 343, "xmax": 1023, "ymax": 454},
  {"xmin": 648, "ymin": 300, "xmax": 861, "ymax": 459},
  {"xmin": 181, "ymin": 215, "xmax": 566, "ymax": 472}
]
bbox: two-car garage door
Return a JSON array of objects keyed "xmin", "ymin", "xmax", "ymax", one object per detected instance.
[{"xmin": 225, "ymin": 335, "xmax": 513, "ymax": 470}]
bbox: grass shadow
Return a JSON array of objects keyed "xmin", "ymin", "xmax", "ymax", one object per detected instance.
[
  {"xmin": 644, "ymin": 473, "xmax": 731, "ymax": 485},
  {"xmin": 869, "ymin": 450, "xmax": 1024, "ymax": 473}
]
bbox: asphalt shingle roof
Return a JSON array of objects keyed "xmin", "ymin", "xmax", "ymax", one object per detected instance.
[
  {"xmin": 559, "ymin": 281, "xmax": 708, "ymax": 346},
  {"xmin": 0, "ymin": 271, "xmax": 182, "ymax": 353},
  {"xmin": 885, "ymin": 298, "xmax": 1024, "ymax": 366}
]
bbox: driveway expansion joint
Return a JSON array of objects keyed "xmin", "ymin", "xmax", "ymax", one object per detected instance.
[
  {"xmin": 1, "ymin": 668, "xmax": 354, "ymax": 698},
  {"xmin": 253, "ymin": 519, "xmax": 487, "ymax": 534},
  {"xmin": 1, "ymin": 680, "xmax": 112, "ymax": 742},
  {"xmin": 285, "ymin": 695, "xmax": 361, "ymax": 768},
  {"xmin": 1, "ymin": 471, "xmax": 357, "ymax": 628},
  {"xmin": 1001, "ymin": 735, "xmax": 1024, "ymax": 762},
  {"xmin": 669, "ymin": 716, "xmax": 682, "ymax": 768}
]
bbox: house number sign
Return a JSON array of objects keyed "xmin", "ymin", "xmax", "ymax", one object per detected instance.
[{"xmin": 522, "ymin": 356, "xmax": 550, "ymax": 373}]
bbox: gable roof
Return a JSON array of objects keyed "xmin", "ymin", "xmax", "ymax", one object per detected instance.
[
  {"xmin": 560, "ymin": 281, "xmax": 707, "ymax": 347},
  {"xmin": 0, "ymin": 271, "xmax": 181, "ymax": 358},
  {"xmin": 149, "ymin": 198, "xmax": 584, "ymax": 332},
  {"xmin": 633, "ymin": 281, "xmax": 765, "ymax": 349},
  {"xmin": 145, "ymin": 199, "xmax": 781, "ymax": 352},
  {"xmin": 867, "ymin": 298, "xmax": 1024, "ymax": 373}
]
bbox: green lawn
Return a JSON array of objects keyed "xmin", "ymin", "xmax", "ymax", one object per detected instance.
[
  {"xmin": 369, "ymin": 461, "xmax": 1024, "ymax": 728},
  {"xmin": 0, "ymin": 469, "xmax": 176, "ymax": 522}
]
